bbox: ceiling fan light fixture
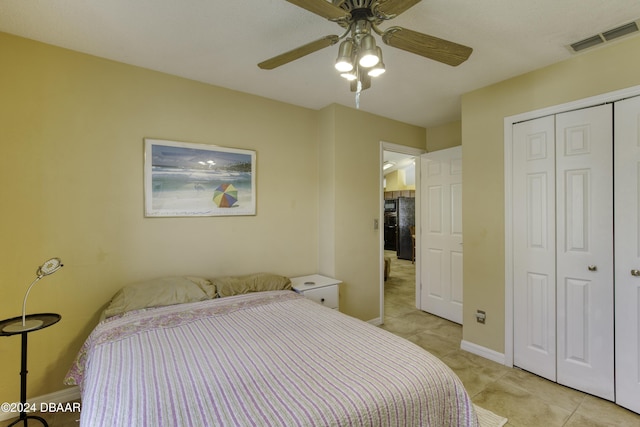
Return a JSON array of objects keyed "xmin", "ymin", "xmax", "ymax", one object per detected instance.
[
  {"xmin": 258, "ymin": 0, "xmax": 473, "ymax": 98},
  {"xmin": 358, "ymin": 34, "xmax": 380, "ymax": 67},
  {"xmin": 335, "ymin": 40, "xmax": 355, "ymax": 72}
]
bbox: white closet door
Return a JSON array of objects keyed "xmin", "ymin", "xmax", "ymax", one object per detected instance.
[
  {"xmin": 420, "ymin": 146, "xmax": 463, "ymax": 324},
  {"xmin": 555, "ymin": 104, "xmax": 614, "ymax": 400},
  {"xmin": 512, "ymin": 116, "xmax": 557, "ymax": 381},
  {"xmin": 614, "ymin": 96, "xmax": 640, "ymax": 413}
]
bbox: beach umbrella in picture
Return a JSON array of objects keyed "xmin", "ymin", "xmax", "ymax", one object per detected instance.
[{"xmin": 213, "ymin": 183, "xmax": 238, "ymax": 208}]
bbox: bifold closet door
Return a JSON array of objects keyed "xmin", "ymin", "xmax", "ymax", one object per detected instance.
[
  {"xmin": 513, "ymin": 104, "xmax": 614, "ymax": 401},
  {"xmin": 512, "ymin": 115, "xmax": 557, "ymax": 382},
  {"xmin": 555, "ymin": 105, "xmax": 614, "ymax": 401},
  {"xmin": 614, "ymin": 96, "xmax": 640, "ymax": 414}
]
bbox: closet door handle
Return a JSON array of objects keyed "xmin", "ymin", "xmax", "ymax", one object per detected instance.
[
  {"xmin": 631, "ymin": 269, "xmax": 640, "ymax": 277},
  {"xmin": 588, "ymin": 265, "xmax": 597, "ymax": 272}
]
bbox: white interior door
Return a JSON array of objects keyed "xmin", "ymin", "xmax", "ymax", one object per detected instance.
[
  {"xmin": 614, "ymin": 96, "xmax": 640, "ymax": 413},
  {"xmin": 555, "ymin": 105, "xmax": 614, "ymax": 400},
  {"xmin": 512, "ymin": 115, "xmax": 557, "ymax": 381},
  {"xmin": 420, "ymin": 146, "xmax": 463, "ymax": 324}
]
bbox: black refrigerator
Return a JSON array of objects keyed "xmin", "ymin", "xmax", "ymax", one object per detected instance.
[{"xmin": 396, "ymin": 197, "xmax": 415, "ymax": 260}]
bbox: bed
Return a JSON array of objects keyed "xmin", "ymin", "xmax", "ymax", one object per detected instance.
[{"xmin": 65, "ymin": 275, "xmax": 478, "ymax": 426}]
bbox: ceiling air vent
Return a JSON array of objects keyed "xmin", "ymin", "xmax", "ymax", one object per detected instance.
[
  {"xmin": 569, "ymin": 20, "xmax": 640, "ymax": 53},
  {"xmin": 602, "ymin": 21, "xmax": 639, "ymax": 41},
  {"xmin": 570, "ymin": 35, "xmax": 604, "ymax": 52}
]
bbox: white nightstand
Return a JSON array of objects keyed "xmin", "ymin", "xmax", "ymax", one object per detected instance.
[{"xmin": 290, "ymin": 274, "xmax": 342, "ymax": 310}]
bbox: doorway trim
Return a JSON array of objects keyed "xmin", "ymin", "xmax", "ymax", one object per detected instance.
[
  {"xmin": 503, "ymin": 83, "xmax": 640, "ymax": 367},
  {"xmin": 379, "ymin": 141, "xmax": 425, "ymax": 324}
]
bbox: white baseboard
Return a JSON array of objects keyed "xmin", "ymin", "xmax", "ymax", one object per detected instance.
[
  {"xmin": 461, "ymin": 340, "xmax": 507, "ymax": 365},
  {"xmin": 0, "ymin": 386, "xmax": 80, "ymax": 422}
]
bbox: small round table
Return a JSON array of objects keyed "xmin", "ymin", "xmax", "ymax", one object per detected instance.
[{"xmin": 0, "ymin": 313, "xmax": 61, "ymax": 427}]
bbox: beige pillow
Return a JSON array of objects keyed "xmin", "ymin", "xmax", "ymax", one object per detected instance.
[
  {"xmin": 213, "ymin": 273, "xmax": 292, "ymax": 298},
  {"xmin": 103, "ymin": 276, "xmax": 209, "ymax": 318},
  {"xmin": 186, "ymin": 275, "xmax": 217, "ymax": 298}
]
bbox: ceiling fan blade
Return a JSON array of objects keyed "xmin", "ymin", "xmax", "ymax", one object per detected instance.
[
  {"xmin": 286, "ymin": 0, "xmax": 350, "ymax": 21},
  {"xmin": 258, "ymin": 35, "xmax": 340, "ymax": 70},
  {"xmin": 382, "ymin": 27, "xmax": 472, "ymax": 66},
  {"xmin": 376, "ymin": 0, "xmax": 422, "ymax": 18}
]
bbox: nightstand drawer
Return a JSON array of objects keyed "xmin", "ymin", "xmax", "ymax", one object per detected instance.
[{"xmin": 301, "ymin": 286, "xmax": 338, "ymax": 309}]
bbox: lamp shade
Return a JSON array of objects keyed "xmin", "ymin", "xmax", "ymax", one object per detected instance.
[
  {"xmin": 358, "ymin": 35, "xmax": 380, "ymax": 68},
  {"xmin": 38, "ymin": 258, "xmax": 63, "ymax": 276},
  {"xmin": 368, "ymin": 47, "xmax": 386, "ymax": 76},
  {"xmin": 335, "ymin": 40, "xmax": 355, "ymax": 72}
]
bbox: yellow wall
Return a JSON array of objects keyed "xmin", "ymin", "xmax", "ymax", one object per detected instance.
[
  {"xmin": 317, "ymin": 106, "xmax": 337, "ymax": 277},
  {"xmin": 461, "ymin": 35, "xmax": 640, "ymax": 353},
  {"xmin": 0, "ymin": 32, "xmax": 426, "ymax": 403},
  {"xmin": 384, "ymin": 169, "xmax": 415, "ymax": 191},
  {"xmin": 426, "ymin": 120, "xmax": 461, "ymax": 152},
  {"xmin": 319, "ymin": 104, "xmax": 425, "ymax": 320}
]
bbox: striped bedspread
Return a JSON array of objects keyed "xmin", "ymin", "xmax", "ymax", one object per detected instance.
[{"xmin": 65, "ymin": 291, "xmax": 478, "ymax": 426}]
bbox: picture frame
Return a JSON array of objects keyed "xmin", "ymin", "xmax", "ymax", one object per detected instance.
[{"xmin": 144, "ymin": 138, "xmax": 256, "ymax": 217}]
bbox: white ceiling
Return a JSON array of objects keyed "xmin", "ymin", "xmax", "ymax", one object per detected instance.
[{"xmin": 2, "ymin": 0, "xmax": 640, "ymax": 128}]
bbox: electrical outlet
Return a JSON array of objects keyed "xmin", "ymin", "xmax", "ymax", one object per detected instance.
[{"xmin": 476, "ymin": 310, "xmax": 486, "ymax": 324}]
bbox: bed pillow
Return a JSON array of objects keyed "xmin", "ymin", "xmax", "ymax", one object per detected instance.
[
  {"xmin": 185, "ymin": 275, "xmax": 217, "ymax": 299},
  {"xmin": 103, "ymin": 276, "xmax": 210, "ymax": 318},
  {"xmin": 213, "ymin": 273, "xmax": 292, "ymax": 298}
]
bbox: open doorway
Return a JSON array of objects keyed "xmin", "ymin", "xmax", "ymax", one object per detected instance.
[{"xmin": 379, "ymin": 142, "xmax": 424, "ymax": 324}]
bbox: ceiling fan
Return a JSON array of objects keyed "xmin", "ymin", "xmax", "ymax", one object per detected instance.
[{"xmin": 258, "ymin": 0, "xmax": 473, "ymax": 92}]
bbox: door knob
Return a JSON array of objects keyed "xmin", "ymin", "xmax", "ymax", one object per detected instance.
[
  {"xmin": 631, "ymin": 269, "xmax": 640, "ymax": 277},
  {"xmin": 588, "ymin": 265, "xmax": 597, "ymax": 272}
]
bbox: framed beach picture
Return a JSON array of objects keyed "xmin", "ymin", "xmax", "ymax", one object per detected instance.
[{"xmin": 144, "ymin": 138, "xmax": 256, "ymax": 217}]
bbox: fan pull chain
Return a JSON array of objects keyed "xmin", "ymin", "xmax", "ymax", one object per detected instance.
[{"xmin": 355, "ymin": 80, "xmax": 362, "ymax": 109}]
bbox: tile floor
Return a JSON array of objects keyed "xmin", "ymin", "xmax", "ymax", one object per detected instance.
[
  {"xmin": 3, "ymin": 255, "xmax": 639, "ymax": 427},
  {"xmin": 380, "ymin": 250, "xmax": 640, "ymax": 426}
]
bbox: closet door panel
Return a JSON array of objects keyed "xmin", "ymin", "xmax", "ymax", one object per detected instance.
[
  {"xmin": 556, "ymin": 104, "xmax": 614, "ymax": 401},
  {"xmin": 614, "ymin": 96, "xmax": 640, "ymax": 414},
  {"xmin": 512, "ymin": 116, "xmax": 556, "ymax": 381}
]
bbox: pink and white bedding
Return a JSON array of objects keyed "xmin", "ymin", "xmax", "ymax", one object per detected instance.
[{"xmin": 66, "ymin": 290, "xmax": 478, "ymax": 426}]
